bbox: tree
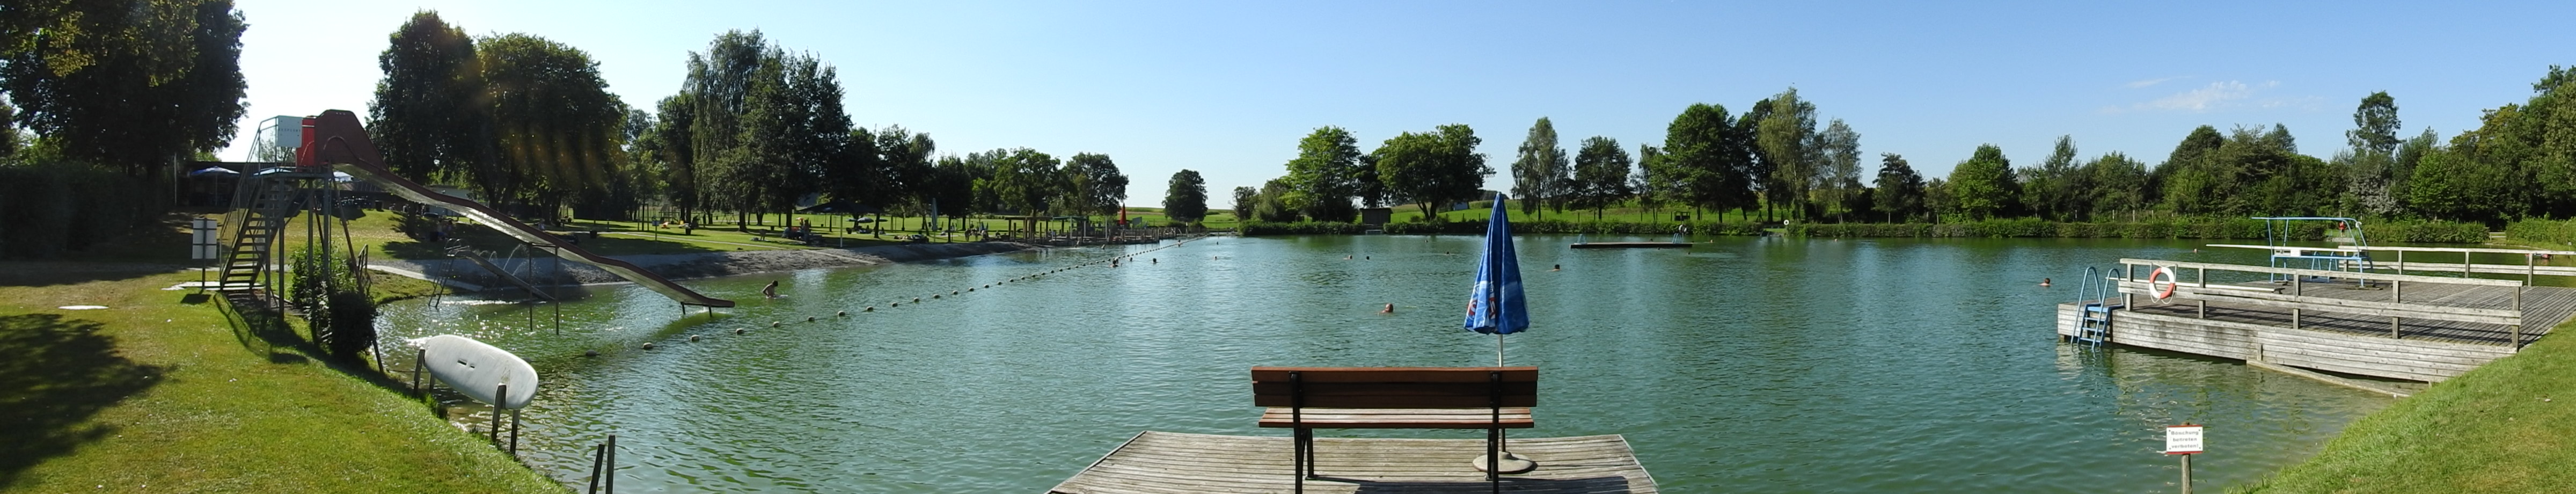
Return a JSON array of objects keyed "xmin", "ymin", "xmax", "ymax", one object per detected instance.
[
  {"xmin": 369, "ymin": 11, "xmax": 484, "ymax": 183},
  {"xmin": 1755, "ymin": 89, "xmax": 1819, "ymax": 220},
  {"xmin": 1569, "ymin": 136, "xmax": 1633, "ymax": 219},
  {"xmin": 1283, "ymin": 126, "xmax": 1364, "ymax": 221},
  {"xmin": 990, "ymin": 148, "xmax": 1061, "ymax": 234},
  {"xmin": 2, "ymin": 0, "xmax": 247, "ymax": 177},
  {"xmin": 1163, "ymin": 169, "xmax": 1209, "ymax": 224},
  {"xmin": 1373, "ymin": 124, "xmax": 1488, "ymax": 218},
  {"xmin": 2021, "ymin": 135, "xmax": 2084, "ymax": 221},
  {"xmin": 870, "ymin": 125, "xmax": 934, "ymax": 210},
  {"xmin": 1651, "ymin": 103, "xmax": 1754, "ymax": 219},
  {"xmin": 2081, "ymin": 152, "xmax": 2149, "ymax": 220},
  {"xmin": 2349, "ymin": 91, "xmax": 2402, "ymax": 156},
  {"xmin": 474, "ymin": 33, "xmax": 626, "ymax": 220},
  {"xmin": 1872, "ymin": 153, "xmax": 1923, "ymax": 222},
  {"xmin": 1231, "ymin": 186, "xmax": 1258, "ymax": 221},
  {"xmin": 2153, "ymin": 126, "xmax": 2228, "ymax": 214},
  {"xmin": 1064, "ymin": 152, "xmax": 1129, "ymax": 222},
  {"xmin": 1509, "ymin": 117, "xmax": 1568, "ymax": 217},
  {"xmin": 1815, "ymin": 119, "xmax": 1861, "ymax": 221},
  {"xmin": 1946, "ymin": 144, "xmax": 2017, "ymax": 220}
]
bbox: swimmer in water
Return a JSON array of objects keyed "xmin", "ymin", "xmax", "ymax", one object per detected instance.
[
  {"xmin": 1380, "ymin": 303, "xmax": 1395, "ymax": 314},
  {"xmin": 1552, "ymin": 264, "xmax": 1561, "ymax": 271},
  {"xmin": 2040, "ymin": 278, "xmax": 2052, "ymax": 287},
  {"xmin": 763, "ymin": 280, "xmax": 781, "ymax": 299}
]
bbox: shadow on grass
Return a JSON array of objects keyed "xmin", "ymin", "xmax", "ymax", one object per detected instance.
[
  {"xmin": 217, "ymin": 293, "xmax": 429, "ymax": 396},
  {"xmin": 0, "ymin": 314, "xmax": 167, "ymax": 488}
]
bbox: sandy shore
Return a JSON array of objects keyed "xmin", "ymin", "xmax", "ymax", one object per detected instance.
[{"xmin": 369, "ymin": 241, "xmax": 1042, "ymax": 290}]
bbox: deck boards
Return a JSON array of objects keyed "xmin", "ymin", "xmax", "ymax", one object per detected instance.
[
  {"xmin": 1051, "ymin": 431, "xmax": 1657, "ymax": 494},
  {"xmin": 2059, "ymin": 280, "xmax": 2576, "ymax": 381}
]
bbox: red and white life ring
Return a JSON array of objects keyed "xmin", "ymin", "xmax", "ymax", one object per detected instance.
[{"xmin": 2147, "ymin": 266, "xmax": 2179, "ymax": 299}]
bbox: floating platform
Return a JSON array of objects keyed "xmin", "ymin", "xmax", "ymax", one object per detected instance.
[
  {"xmin": 1569, "ymin": 242, "xmax": 1689, "ymax": 249},
  {"xmin": 1050, "ymin": 431, "xmax": 1658, "ymax": 494},
  {"xmin": 2058, "ymin": 259, "xmax": 2576, "ymax": 382}
]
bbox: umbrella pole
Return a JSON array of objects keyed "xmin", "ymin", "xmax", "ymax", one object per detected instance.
[{"xmin": 1495, "ymin": 332, "xmax": 1504, "ymax": 367}]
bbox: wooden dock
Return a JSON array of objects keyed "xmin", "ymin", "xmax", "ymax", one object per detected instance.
[
  {"xmin": 2057, "ymin": 258, "xmax": 2576, "ymax": 382},
  {"xmin": 1049, "ymin": 431, "xmax": 1658, "ymax": 494}
]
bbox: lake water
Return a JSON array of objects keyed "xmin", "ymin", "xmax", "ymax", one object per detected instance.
[{"xmin": 376, "ymin": 235, "xmax": 2395, "ymax": 493}]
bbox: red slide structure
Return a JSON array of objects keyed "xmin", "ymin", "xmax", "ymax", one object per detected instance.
[{"xmin": 298, "ymin": 110, "xmax": 735, "ymax": 309}]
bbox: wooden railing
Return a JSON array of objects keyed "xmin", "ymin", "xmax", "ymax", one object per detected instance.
[
  {"xmin": 2114, "ymin": 258, "xmax": 2529, "ymax": 346},
  {"xmin": 2207, "ymin": 244, "xmax": 2576, "ymax": 281}
]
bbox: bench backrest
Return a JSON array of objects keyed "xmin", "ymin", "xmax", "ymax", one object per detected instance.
[{"xmin": 1251, "ymin": 366, "xmax": 1537, "ymax": 409}]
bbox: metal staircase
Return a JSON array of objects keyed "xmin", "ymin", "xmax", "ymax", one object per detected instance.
[
  {"xmin": 2073, "ymin": 266, "xmax": 2118, "ymax": 348},
  {"xmin": 216, "ymin": 167, "xmax": 332, "ymax": 293}
]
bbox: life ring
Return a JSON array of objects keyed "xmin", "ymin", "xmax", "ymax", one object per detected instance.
[{"xmin": 2147, "ymin": 266, "xmax": 2178, "ymax": 299}]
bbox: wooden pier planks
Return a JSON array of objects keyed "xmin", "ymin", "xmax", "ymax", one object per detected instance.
[
  {"xmin": 2055, "ymin": 281, "xmax": 2576, "ymax": 382},
  {"xmin": 1050, "ymin": 431, "xmax": 1658, "ymax": 494}
]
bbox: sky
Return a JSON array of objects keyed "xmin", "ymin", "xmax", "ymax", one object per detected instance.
[{"xmin": 222, "ymin": 0, "xmax": 2576, "ymax": 206}]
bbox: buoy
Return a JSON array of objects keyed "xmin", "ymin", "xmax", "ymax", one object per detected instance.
[
  {"xmin": 584, "ymin": 350, "xmax": 600, "ymax": 357},
  {"xmin": 913, "ymin": 297, "xmax": 922, "ymax": 302},
  {"xmin": 968, "ymin": 288, "xmax": 976, "ymax": 292},
  {"xmin": 807, "ymin": 316, "xmax": 817, "ymax": 322},
  {"xmin": 952, "ymin": 290, "xmax": 960, "ymax": 295},
  {"xmin": 2148, "ymin": 266, "xmax": 2179, "ymax": 299},
  {"xmin": 837, "ymin": 310, "xmax": 848, "ymax": 316},
  {"xmin": 891, "ymin": 302, "xmax": 900, "ymax": 307},
  {"xmin": 735, "ymin": 328, "xmax": 748, "ymax": 335},
  {"xmin": 865, "ymin": 306, "xmax": 875, "ymax": 312},
  {"xmin": 771, "ymin": 321, "xmax": 781, "ymax": 327},
  {"xmin": 933, "ymin": 294, "xmax": 942, "ymax": 299},
  {"xmin": 641, "ymin": 342, "xmax": 657, "ymax": 350},
  {"xmin": 690, "ymin": 335, "xmax": 702, "ymax": 342}
]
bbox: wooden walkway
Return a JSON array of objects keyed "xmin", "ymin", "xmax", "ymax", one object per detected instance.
[
  {"xmin": 2123, "ymin": 280, "xmax": 2576, "ymax": 346},
  {"xmin": 1050, "ymin": 432, "xmax": 1658, "ymax": 494}
]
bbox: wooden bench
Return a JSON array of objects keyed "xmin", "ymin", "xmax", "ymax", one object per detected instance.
[{"xmin": 1252, "ymin": 366, "xmax": 1537, "ymax": 493}]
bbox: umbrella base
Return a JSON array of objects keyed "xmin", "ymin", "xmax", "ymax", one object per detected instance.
[{"xmin": 1470, "ymin": 452, "xmax": 1538, "ymax": 474}]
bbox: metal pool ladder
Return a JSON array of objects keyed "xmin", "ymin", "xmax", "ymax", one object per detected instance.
[{"xmin": 2073, "ymin": 266, "xmax": 2119, "ymax": 348}]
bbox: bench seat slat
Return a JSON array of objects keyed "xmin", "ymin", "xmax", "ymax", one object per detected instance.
[
  {"xmin": 1250, "ymin": 366, "xmax": 1536, "ymax": 383},
  {"xmin": 1257, "ymin": 408, "xmax": 1534, "ymax": 428}
]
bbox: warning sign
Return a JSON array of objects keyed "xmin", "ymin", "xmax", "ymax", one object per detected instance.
[{"xmin": 2165, "ymin": 425, "xmax": 2204, "ymax": 455}]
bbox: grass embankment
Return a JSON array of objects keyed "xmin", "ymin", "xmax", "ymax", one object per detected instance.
[
  {"xmin": 2232, "ymin": 318, "xmax": 2576, "ymax": 493},
  {"xmin": 0, "ymin": 219, "xmax": 558, "ymax": 493}
]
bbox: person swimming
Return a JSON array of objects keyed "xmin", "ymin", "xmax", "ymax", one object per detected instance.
[
  {"xmin": 1552, "ymin": 264, "xmax": 1561, "ymax": 271},
  {"xmin": 2040, "ymin": 278, "xmax": 2052, "ymax": 287},
  {"xmin": 1380, "ymin": 303, "xmax": 1395, "ymax": 314},
  {"xmin": 763, "ymin": 280, "xmax": 781, "ymax": 299}
]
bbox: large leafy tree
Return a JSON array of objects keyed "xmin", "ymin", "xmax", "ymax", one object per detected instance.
[
  {"xmin": 1569, "ymin": 136, "xmax": 1633, "ymax": 219},
  {"xmin": 1946, "ymin": 144, "xmax": 2018, "ymax": 220},
  {"xmin": 1163, "ymin": 169, "xmax": 1209, "ymax": 224},
  {"xmin": 1372, "ymin": 124, "xmax": 1489, "ymax": 218},
  {"xmin": 990, "ymin": 148, "xmax": 1061, "ymax": 233},
  {"xmin": 1815, "ymin": 119, "xmax": 1861, "ymax": 222},
  {"xmin": 870, "ymin": 125, "xmax": 934, "ymax": 210},
  {"xmin": 1231, "ymin": 186, "xmax": 1258, "ymax": 221},
  {"xmin": 2, "ymin": 0, "xmax": 246, "ymax": 177},
  {"xmin": 1064, "ymin": 152, "xmax": 1129, "ymax": 220},
  {"xmin": 1872, "ymin": 153, "xmax": 1923, "ymax": 222},
  {"xmin": 1755, "ymin": 89, "xmax": 1818, "ymax": 220},
  {"xmin": 641, "ymin": 94, "xmax": 701, "ymax": 227},
  {"xmin": 1509, "ymin": 117, "xmax": 1568, "ymax": 217},
  {"xmin": 2153, "ymin": 125, "xmax": 2228, "ymax": 214},
  {"xmin": 2021, "ymin": 135, "xmax": 2084, "ymax": 221},
  {"xmin": 1283, "ymin": 126, "xmax": 1364, "ymax": 221},
  {"xmin": 369, "ymin": 11, "xmax": 482, "ymax": 183},
  {"xmin": 474, "ymin": 33, "xmax": 627, "ymax": 219},
  {"xmin": 2081, "ymin": 152, "xmax": 2149, "ymax": 220},
  {"xmin": 2349, "ymin": 91, "xmax": 2403, "ymax": 156},
  {"xmin": 1650, "ymin": 103, "xmax": 1754, "ymax": 219}
]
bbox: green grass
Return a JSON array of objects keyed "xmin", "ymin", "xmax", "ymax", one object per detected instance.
[
  {"xmin": 2230, "ymin": 318, "xmax": 2576, "ymax": 493},
  {"xmin": 0, "ymin": 218, "xmax": 559, "ymax": 493}
]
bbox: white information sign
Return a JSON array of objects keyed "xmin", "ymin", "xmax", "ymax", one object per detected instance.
[
  {"xmin": 2165, "ymin": 424, "xmax": 2205, "ymax": 454},
  {"xmin": 189, "ymin": 218, "xmax": 220, "ymax": 260}
]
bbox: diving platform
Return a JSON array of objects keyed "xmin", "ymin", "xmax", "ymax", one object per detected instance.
[
  {"xmin": 2055, "ymin": 258, "xmax": 2576, "ymax": 382},
  {"xmin": 1050, "ymin": 431, "xmax": 1658, "ymax": 494}
]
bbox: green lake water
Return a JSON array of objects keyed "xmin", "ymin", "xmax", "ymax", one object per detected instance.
[{"xmin": 376, "ymin": 235, "xmax": 2396, "ymax": 493}]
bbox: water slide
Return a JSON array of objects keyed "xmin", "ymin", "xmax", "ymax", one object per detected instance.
[{"xmin": 299, "ymin": 110, "xmax": 736, "ymax": 308}]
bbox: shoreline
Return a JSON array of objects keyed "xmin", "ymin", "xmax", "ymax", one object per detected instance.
[{"xmin": 367, "ymin": 241, "xmax": 1048, "ymax": 292}]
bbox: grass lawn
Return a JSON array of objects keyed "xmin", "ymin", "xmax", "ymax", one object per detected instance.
[
  {"xmin": 0, "ymin": 217, "xmax": 559, "ymax": 493},
  {"xmin": 2231, "ymin": 317, "xmax": 2576, "ymax": 493}
]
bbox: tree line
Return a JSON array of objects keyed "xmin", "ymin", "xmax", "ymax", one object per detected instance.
[
  {"xmin": 371, "ymin": 15, "xmax": 1214, "ymax": 234},
  {"xmin": 1241, "ymin": 71, "xmax": 2576, "ymax": 231}
]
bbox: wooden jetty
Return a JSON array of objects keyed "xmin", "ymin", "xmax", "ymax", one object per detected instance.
[
  {"xmin": 2057, "ymin": 257, "xmax": 2576, "ymax": 382},
  {"xmin": 1049, "ymin": 431, "xmax": 1659, "ymax": 494},
  {"xmin": 1569, "ymin": 242, "xmax": 1688, "ymax": 249}
]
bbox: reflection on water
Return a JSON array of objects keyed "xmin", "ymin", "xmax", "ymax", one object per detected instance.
[{"xmin": 377, "ymin": 236, "xmax": 2391, "ymax": 493}]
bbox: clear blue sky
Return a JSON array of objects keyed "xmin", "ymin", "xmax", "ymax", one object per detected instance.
[{"xmin": 224, "ymin": 0, "xmax": 2575, "ymax": 206}]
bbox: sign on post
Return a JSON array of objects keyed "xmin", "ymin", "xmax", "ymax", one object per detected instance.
[
  {"xmin": 2165, "ymin": 424, "xmax": 2205, "ymax": 454},
  {"xmin": 189, "ymin": 217, "xmax": 220, "ymax": 260}
]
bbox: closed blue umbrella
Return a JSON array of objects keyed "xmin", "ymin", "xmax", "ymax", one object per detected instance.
[{"xmin": 1463, "ymin": 192, "xmax": 1528, "ymax": 365}]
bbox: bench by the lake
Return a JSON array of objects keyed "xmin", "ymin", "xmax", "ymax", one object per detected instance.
[{"xmin": 1049, "ymin": 366, "xmax": 1659, "ymax": 493}]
